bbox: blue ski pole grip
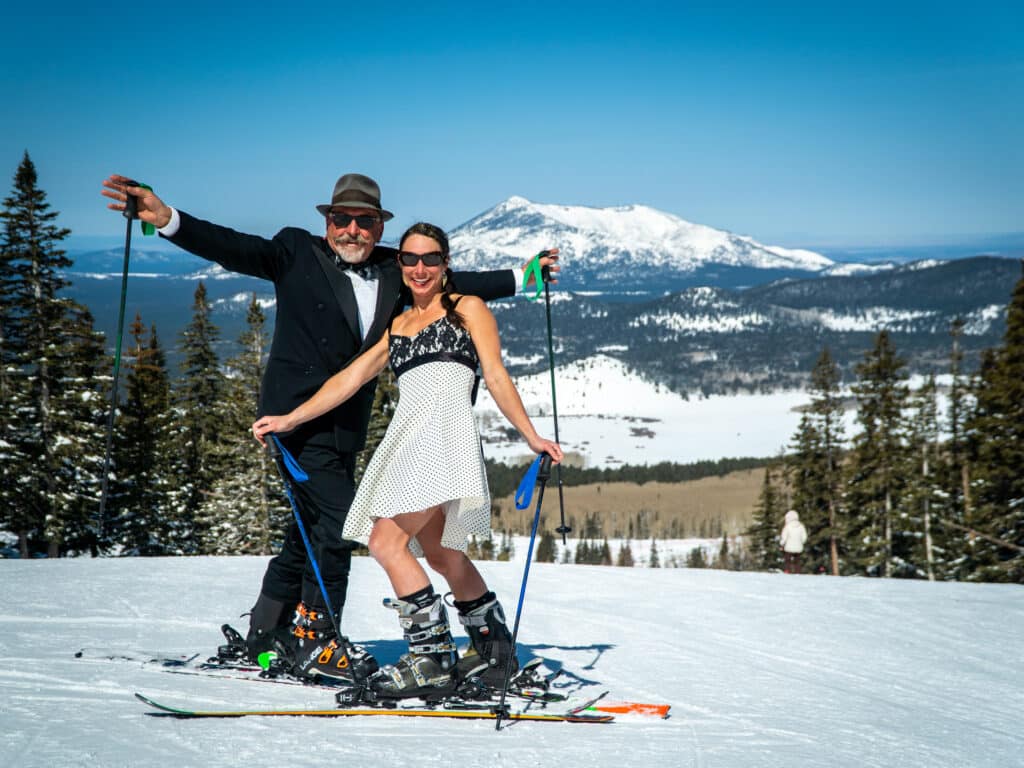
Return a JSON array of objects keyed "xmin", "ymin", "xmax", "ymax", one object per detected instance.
[
  {"xmin": 515, "ymin": 453, "xmax": 552, "ymax": 509},
  {"xmin": 269, "ymin": 434, "xmax": 309, "ymax": 483}
]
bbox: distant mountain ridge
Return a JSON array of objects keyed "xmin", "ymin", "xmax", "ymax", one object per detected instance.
[
  {"xmin": 60, "ymin": 198, "xmax": 1022, "ymax": 394},
  {"xmin": 485, "ymin": 256, "xmax": 1020, "ymax": 394},
  {"xmin": 449, "ymin": 196, "xmax": 836, "ymax": 291}
]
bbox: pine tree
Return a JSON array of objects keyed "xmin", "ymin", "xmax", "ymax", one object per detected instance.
[
  {"xmin": 574, "ymin": 538, "xmax": 590, "ymax": 564},
  {"xmin": 785, "ymin": 413, "xmax": 834, "ymax": 574},
  {"xmin": 479, "ymin": 532, "xmax": 495, "ymax": 561},
  {"xmin": 686, "ymin": 546, "xmax": 707, "ymax": 568},
  {"xmin": 615, "ymin": 539, "xmax": 635, "ymax": 567},
  {"xmin": 942, "ymin": 318, "xmax": 973, "ymax": 577},
  {"xmin": 45, "ymin": 304, "xmax": 110, "ymax": 555},
  {"xmin": 109, "ymin": 316, "xmax": 177, "ymax": 554},
  {"xmin": 713, "ymin": 534, "xmax": 729, "ymax": 569},
  {"xmin": 0, "ymin": 151, "xmax": 81, "ymax": 556},
  {"xmin": 496, "ymin": 529, "xmax": 514, "ymax": 562},
  {"xmin": 808, "ymin": 348, "xmax": 845, "ymax": 574},
  {"xmin": 648, "ymin": 538, "xmax": 660, "ymax": 568},
  {"xmin": 599, "ymin": 537, "xmax": 612, "ymax": 566},
  {"xmin": 198, "ymin": 296, "xmax": 289, "ymax": 555},
  {"xmin": 962, "ymin": 265, "xmax": 1024, "ymax": 583},
  {"xmin": 747, "ymin": 464, "xmax": 784, "ymax": 570},
  {"xmin": 172, "ymin": 282, "xmax": 225, "ymax": 552},
  {"xmin": 902, "ymin": 374, "xmax": 949, "ymax": 579},
  {"xmin": 845, "ymin": 331, "xmax": 910, "ymax": 577},
  {"xmin": 535, "ymin": 529, "xmax": 557, "ymax": 563},
  {"xmin": 0, "ymin": 179, "xmax": 34, "ymax": 555}
]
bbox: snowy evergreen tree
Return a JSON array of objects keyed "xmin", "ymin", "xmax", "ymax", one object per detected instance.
[
  {"xmin": 574, "ymin": 538, "xmax": 591, "ymax": 564},
  {"xmin": 535, "ymin": 529, "xmax": 557, "ymax": 563},
  {"xmin": 785, "ymin": 413, "xmax": 835, "ymax": 574},
  {"xmin": 807, "ymin": 348, "xmax": 845, "ymax": 575},
  {"xmin": 198, "ymin": 296, "xmax": 288, "ymax": 555},
  {"xmin": 479, "ymin": 532, "xmax": 495, "ymax": 560},
  {"xmin": 901, "ymin": 375, "xmax": 949, "ymax": 580},
  {"xmin": 748, "ymin": 464, "xmax": 784, "ymax": 571},
  {"xmin": 962, "ymin": 266, "xmax": 1024, "ymax": 583},
  {"xmin": 845, "ymin": 331, "xmax": 910, "ymax": 577},
  {"xmin": 496, "ymin": 529, "xmax": 515, "ymax": 562},
  {"xmin": 171, "ymin": 282, "xmax": 226, "ymax": 552},
  {"xmin": 44, "ymin": 303, "xmax": 110, "ymax": 556},
  {"xmin": 942, "ymin": 318, "xmax": 974, "ymax": 576},
  {"xmin": 648, "ymin": 538, "xmax": 660, "ymax": 568},
  {"xmin": 713, "ymin": 534, "xmax": 730, "ymax": 569},
  {"xmin": 599, "ymin": 537, "xmax": 612, "ymax": 566},
  {"xmin": 110, "ymin": 316, "xmax": 178, "ymax": 554},
  {"xmin": 615, "ymin": 539, "xmax": 635, "ymax": 567},
  {"xmin": 686, "ymin": 546, "xmax": 708, "ymax": 568},
  {"xmin": 0, "ymin": 151, "xmax": 97, "ymax": 557}
]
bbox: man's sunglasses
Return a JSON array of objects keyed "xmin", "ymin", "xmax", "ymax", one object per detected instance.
[
  {"xmin": 398, "ymin": 251, "xmax": 445, "ymax": 267},
  {"xmin": 329, "ymin": 212, "xmax": 380, "ymax": 230}
]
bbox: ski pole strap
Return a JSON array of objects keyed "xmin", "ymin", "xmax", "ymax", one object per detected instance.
[
  {"xmin": 515, "ymin": 453, "xmax": 553, "ymax": 509},
  {"xmin": 268, "ymin": 434, "xmax": 309, "ymax": 483},
  {"xmin": 521, "ymin": 250, "xmax": 550, "ymax": 301}
]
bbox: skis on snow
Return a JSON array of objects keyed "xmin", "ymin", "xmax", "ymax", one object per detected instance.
[{"xmin": 134, "ymin": 692, "xmax": 615, "ymax": 723}]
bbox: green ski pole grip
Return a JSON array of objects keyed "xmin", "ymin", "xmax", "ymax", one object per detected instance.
[
  {"xmin": 522, "ymin": 251, "xmax": 548, "ymax": 301},
  {"xmin": 136, "ymin": 183, "xmax": 155, "ymax": 236}
]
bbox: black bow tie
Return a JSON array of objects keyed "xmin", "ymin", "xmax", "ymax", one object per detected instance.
[{"xmin": 335, "ymin": 256, "xmax": 379, "ymax": 279}]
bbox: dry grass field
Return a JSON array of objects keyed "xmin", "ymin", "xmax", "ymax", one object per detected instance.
[{"xmin": 490, "ymin": 467, "xmax": 766, "ymax": 540}]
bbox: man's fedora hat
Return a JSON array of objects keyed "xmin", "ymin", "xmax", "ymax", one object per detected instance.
[{"xmin": 316, "ymin": 173, "xmax": 394, "ymax": 221}]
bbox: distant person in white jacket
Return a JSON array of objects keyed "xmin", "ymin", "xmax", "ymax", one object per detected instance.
[{"xmin": 779, "ymin": 510, "xmax": 808, "ymax": 574}]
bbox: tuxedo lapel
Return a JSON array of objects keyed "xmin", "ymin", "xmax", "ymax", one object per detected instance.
[
  {"xmin": 359, "ymin": 261, "xmax": 402, "ymax": 354},
  {"xmin": 311, "ymin": 239, "xmax": 361, "ymax": 345}
]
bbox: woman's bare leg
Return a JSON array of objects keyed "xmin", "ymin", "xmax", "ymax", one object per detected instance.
[
  {"xmin": 415, "ymin": 509, "xmax": 488, "ymax": 601},
  {"xmin": 368, "ymin": 506, "xmax": 441, "ymax": 596}
]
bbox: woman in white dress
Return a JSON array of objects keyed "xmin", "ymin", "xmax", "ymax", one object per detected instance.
[{"xmin": 253, "ymin": 222, "xmax": 562, "ymax": 699}]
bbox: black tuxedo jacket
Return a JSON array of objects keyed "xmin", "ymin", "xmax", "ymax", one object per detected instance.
[{"xmin": 167, "ymin": 211, "xmax": 516, "ymax": 452}]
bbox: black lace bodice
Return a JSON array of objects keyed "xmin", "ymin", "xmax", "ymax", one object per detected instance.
[{"xmin": 389, "ymin": 315, "xmax": 479, "ymax": 377}]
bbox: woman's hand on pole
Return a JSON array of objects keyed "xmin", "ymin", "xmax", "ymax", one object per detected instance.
[
  {"xmin": 529, "ymin": 437, "xmax": 563, "ymax": 464},
  {"xmin": 252, "ymin": 415, "xmax": 297, "ymax": 446}
]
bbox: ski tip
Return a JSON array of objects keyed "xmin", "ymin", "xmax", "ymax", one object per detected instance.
[{"xmin": 589, "ymin": 701, "xmax": 671, "ymax": 718}]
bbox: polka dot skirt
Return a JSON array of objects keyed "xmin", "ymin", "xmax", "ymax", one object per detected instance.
[{"xmin": 343, "ymin": 319, "xmax": 491, "ymax": 556}]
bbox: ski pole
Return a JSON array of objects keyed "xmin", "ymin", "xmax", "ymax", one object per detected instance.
[
  {"xmin": 495, "ymin": 452, "xmax": 553, "ymax": 731},
  {"xmin": 266, "ymin": 434, "xmax": 345, "ymax": 642},
  {"xmin": 539, "ymin": 255, "xmax": 570, "ymax": 544},
  {"xmin": 96, "ymin": 179, "xmax": 153, "ymax": 547}
]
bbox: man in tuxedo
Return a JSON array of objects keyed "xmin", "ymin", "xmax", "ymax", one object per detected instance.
[{"xmin": 102, "ymin": 173, "xmax": 558, "ymax": 682}]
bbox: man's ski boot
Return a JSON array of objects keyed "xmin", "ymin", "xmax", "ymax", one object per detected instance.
[
  {"xmin": 454, "ymin": 591, "xmax": 518, "ymax": 689},
  {"xmin": 243, "ymin": 594, "xmax": 295, "ymax": 663},
  {"xmin": 284, "ymin": 602, "xmax": 379, "ymax": 685},
  {"xmin": 369, "ymin": 587, "xmax": 459, "ymax": 701},
  {"xmin": 215, "ymin": 594, "xmax": 293, "ymax": 669}
]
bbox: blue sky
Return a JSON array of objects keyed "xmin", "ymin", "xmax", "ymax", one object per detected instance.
[{"xmin": 2, "ymin": 1, "xmax": 1021, "ymax": 252}]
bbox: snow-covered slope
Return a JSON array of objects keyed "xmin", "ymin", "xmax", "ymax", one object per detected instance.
[
  {"xmin": 475, "ymin": 355, "xmax": 822, "ymax": 467},
  {"xmin": 2, "ymin": 556, "xmax": 1020, "ymax": 767}
]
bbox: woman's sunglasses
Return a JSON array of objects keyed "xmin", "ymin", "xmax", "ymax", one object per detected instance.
[{"xmin": 398, "ymin": 251, "xmax": 445, "ymax": 267}]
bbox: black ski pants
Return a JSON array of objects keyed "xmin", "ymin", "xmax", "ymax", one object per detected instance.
[{"xmin": 259, "ymin": 437, "xmax": 359, "ymax": 625}]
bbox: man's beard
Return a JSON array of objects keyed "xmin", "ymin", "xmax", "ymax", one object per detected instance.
[{"xmin": 329, "ymin": 234, "xmax": 373, "ymax": 264}]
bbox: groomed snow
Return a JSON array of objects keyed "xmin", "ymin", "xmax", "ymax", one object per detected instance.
[
  {"xmin": 476, "ymin": 356, "xmax": 830, "ymax": 466},
  {"xmin": 1, "ymin": 556, "xmax": 1020, "ymax": 767}
]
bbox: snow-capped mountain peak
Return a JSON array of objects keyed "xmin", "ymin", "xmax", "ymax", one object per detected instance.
[{"xmin": 449, "ymin": 196, "xmax": 833, "ymax": 290}]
